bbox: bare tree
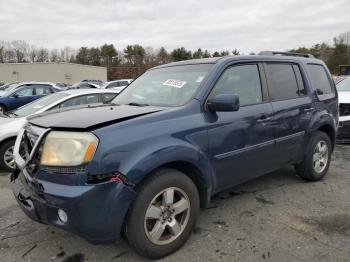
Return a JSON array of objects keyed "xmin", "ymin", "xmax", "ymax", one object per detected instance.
[
  {"xmin": 12, "ymin": 40, "xmax": 29, "ymax": 62},
  {"xmin": 36, "ymin": 48, "xmax": 49, "ymax": 62},
  {"xmin": 29, "ymin": 45, "xmax": 38, "ymax": 62},
  {"xmin": 50, "ymin": 49, "xmax": 59, "ymax": 62}
]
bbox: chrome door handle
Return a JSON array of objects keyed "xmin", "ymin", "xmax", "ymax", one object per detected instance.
[{"xmin": 257, "ymin": 117, "xmax": 272, "ymax": 123}]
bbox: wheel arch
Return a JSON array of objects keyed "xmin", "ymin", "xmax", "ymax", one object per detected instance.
[
  {"xmin": 129, "ymin": 157, "xmax": 213, "ymax": 209},
  {"xmin": 317, "ymin": 124, "xmax": 336, "ymax": 150}
]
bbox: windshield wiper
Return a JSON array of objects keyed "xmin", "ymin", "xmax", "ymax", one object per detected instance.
[{"xmin": 127, "ymin": 102, "xmax": 150, "ymax": 107}]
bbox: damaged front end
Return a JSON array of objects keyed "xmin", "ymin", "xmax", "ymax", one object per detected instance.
[{"xmin": 11, "ymin": 124, "xmax": 137, "ymax": 244}]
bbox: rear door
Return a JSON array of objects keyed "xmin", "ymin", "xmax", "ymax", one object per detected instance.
[
  {"xmin": 264, "ymin": 62, "xmax": 313, "ymax": 167},
  {"xmin": 205, "ymin": 63, "xmax": 275, "ymax": 191},
  {"xmin": 33, "ymin": 85, "xmax": 54, "ymax": 101}
]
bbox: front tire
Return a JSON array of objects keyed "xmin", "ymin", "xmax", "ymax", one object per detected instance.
[
  {"xmin": 0, "ymin": 104, "xmax": 6, "ymax": 114},
  {"xmin": 125, "ymin": 168, "xmax": 200, "ymax": 259},
  {"xmin": 0, "ymin": 140, "xmax": 16, "ymax": 172},
  {"xmin": 295, "ymin": 131, "xmax": 332, "ymax": 181}
]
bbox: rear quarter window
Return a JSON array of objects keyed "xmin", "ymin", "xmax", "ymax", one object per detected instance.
[{"xmin": 307, "ymin": 64, "xmax": 333, "ymax": 96}]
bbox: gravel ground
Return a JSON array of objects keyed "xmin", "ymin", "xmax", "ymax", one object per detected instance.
[{"xmin": 0, "ymin": 145, "xmax": 350, "ymax": 262}]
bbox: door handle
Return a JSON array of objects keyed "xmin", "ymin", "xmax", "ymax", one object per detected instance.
[
  {"xmin": 303, "ymin": 107, "xmax": 314, "ymax": 112},
  {"xmin": 257, "ymin": 116, "xmax": 272, "ymax": 123}
]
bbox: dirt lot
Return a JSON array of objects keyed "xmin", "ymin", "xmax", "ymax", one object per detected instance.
[{"xmin": 0, "ymin": 145, "xmax": 350, "ymax": 262}]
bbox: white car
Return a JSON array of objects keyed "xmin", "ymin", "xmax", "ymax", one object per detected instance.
[
  {"xmin": 101, "ymin": 79, "xmax": 133, "ymax": 92},
  {"xmin": 0, "ymin": 89, "xmax": 119, "ymax": 171},
  {"xmin": 336, "ymin": 76, "xmax": 350, "ymax": 142}
]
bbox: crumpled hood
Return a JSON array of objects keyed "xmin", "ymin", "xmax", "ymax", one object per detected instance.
[
  {"xmin": 27, "ymin": 104, "xmax": 167, "ymax": 130},
  {"xmin": 339, "ymin": 91, "xmax": 350, "ymax": 104}
]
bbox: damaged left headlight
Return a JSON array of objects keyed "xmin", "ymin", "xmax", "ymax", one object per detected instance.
[{"xmin": 40, "ymin": 131, "xmax": 98, "ymax": 166}]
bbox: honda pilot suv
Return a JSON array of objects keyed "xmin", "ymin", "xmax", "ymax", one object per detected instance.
[{"xmin": 11, "ymin": 52, "xmax": 338, "ymax": 259}]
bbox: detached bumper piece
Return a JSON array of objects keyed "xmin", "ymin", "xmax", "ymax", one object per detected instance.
[{"xmin": 12, "ymin": 168, "xmax": 137, "ymax": 244}]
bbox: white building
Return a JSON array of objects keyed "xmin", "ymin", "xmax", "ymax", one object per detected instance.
[{"xmin": 0, "ymin": 62, "xmax": 107, "ymax": 84}]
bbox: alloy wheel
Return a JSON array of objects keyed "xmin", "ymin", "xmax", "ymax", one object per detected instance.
[
  {"xmin": 4, "ymin": 145, "xmax": 15, "ymax": 169},
  {"xmin": 313, "ymin": 140, "xmax": 328, "ymax": 174},
  {"xmin": 144, "ymin": 187, "xmax": 190, "ymax": 245}
]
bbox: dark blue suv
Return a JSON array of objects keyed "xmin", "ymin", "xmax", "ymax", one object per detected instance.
[{"xmin": 11, "ymin": 52, "xmax": 338, "ymax": 259}]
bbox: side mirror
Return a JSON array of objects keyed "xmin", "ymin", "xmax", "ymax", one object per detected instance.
[
  {"xmin": 12, "ymin": 93, "xmax": 19, "ymax": 98},
  {"xmin": 207, "ymin": 94, "xmax": 240, "ymax": 112}
]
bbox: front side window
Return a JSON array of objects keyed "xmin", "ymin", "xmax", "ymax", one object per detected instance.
[
  {"xmin": 112, "ymin": 64, "xmax": 213, "ymax": 107},
  {"xmin": 307, "ymin": 64, "xmax": 333, "ymax": 95},
  {"xmin": 266, "ymin": 64, "xmax": 301, "ymax": 101},
  {"xmin": 14, "ymin": 87, "xmax": 34, "ymax": 97},
  {"xmin": 210, "ymin": 64, "xmax": 263, "ymax": 106}
]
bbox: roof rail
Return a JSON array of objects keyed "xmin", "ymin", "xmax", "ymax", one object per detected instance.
[{"xmin": 258, "ymin": 51, "xmax": 314, "ymax": 58}]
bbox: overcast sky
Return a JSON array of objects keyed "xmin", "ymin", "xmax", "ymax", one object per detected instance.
[{"xmin": 1, "ymin": 0, "xmax": 350, "ymax": 54}]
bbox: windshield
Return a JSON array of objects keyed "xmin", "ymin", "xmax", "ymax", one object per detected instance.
[
  {"xmin": 337, "ymin": 77, "xmax": 350, "ymax": 91},
  {"xmin": 13, "ymin": 93, "xmax": 69, "ymax": 117},
  {"xmin": 112, "ymin": 64, "xmax": 213, "ymax": 107}
]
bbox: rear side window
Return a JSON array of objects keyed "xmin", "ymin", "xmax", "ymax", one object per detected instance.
[
  {"xmin": 307, "ymin": 64, "xmax": 333, "ymax": 95},
  {"xmin": 266, "ymin": 64, "xmax": 302, "ymax": 101}
]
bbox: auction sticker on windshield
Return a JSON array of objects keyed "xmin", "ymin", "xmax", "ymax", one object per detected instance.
[{"xmin": 163, "ymin": 79, "xmax": 187, "ymax": 88}]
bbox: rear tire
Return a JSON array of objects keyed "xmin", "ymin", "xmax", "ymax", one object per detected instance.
[
  {"xmin": 295, "ymin": 131, "xmax": 332, "ymax": 181},
  {"xmin": 125, "ymin": 168, "xmax": 200, "ymax": 259},
  {"xmin": 0, "ymin": 140, "xmax": 16, "ymax": 172}
]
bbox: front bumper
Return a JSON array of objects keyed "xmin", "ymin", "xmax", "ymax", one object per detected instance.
[
  {"xmin": 337, "ymin": 119, "xmax": 350, "ymax": 143},
  {"xmin": 11, "ymin": 168, "xmax": 137, "ymax": 244}
]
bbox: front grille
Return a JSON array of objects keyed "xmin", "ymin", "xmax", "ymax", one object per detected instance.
[
  {"xmin": 40, "ymin": 166, "xmax": 86, "ymax": 174},
  {"xmin": 339, "ymin": 103, "xmax": 350, "ymax": 117}
]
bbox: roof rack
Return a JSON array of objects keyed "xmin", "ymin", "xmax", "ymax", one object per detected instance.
[{"xmin": 258, "ymin": 51, "xmax": 314, "ymax": 58}]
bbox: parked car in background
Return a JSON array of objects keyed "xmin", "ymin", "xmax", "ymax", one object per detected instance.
[
  {"xmin": 68, "ymin": 82, "xmax": 100, "ymax": 89},
  {"xmin": 12, "ymin": 52, "xmax": 338, "ymax": 259},
  {"xmin": 0, "ymin": 89, "xmax": 119, "ymax": 171},
  {"xmin": 336, "ymin": 76, "xmax": 350, "ymax": 142},
  {"xmin": 0, "ymin": 81, "xmax": 21, "ymax": 91},
  {"xmin": 81, "ymin": 79, "xmax": 103, "ymax": 86},
  {"xmin": 0, "ymin": 83, "xmax": 60, "ymax": 113},
  {"xmin": 101, "ymin": 79, "xmax": 133, "ymax": 92}
]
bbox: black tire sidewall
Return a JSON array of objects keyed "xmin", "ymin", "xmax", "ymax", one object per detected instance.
[
  {"xmin": 0, "ymin": 140, "xmax": 15, "ymax": 172},
  {"xmin": 126, "ymin": 169, "xmax": 200, "ymax": 259}
]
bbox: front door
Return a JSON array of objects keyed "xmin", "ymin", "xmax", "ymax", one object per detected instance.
[{"xmin": 205, "ymin": 63, "xmax": 275, "ymax": 192}]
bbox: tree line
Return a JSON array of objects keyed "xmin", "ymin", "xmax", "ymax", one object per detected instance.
[
  {"xmin": 0, "ymin": 40, "xmax": 240, "ymax": 68},
  {"xmin": 289, "ymin": 31, "xmax": 350, "ymax": 74},
  {"xmin": 1, "ymin": 31, "xmax": 349, "ymax": 75}
]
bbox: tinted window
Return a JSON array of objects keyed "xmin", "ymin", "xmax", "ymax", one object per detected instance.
[
  {"xmin": 307, "ymin": 64, "xmax": 333, "ymax": 95},
  {"xmin": 107, "ymin": 82, "xmax": 120, "ymax": 88},
  {"xmin": 102, "ymin": 93, "xmax": 117, "ymax": 103},
  {"xmin": 211, "ymin": 64, "xmax": 262, "ymax": 106},
  {"xmin": 60, "ymin": 94, "xmax": 100, "ymax": 108},
  {"xmin": 15, "ymin": 87, "xmax": 34, "ymax": 97},
  {"xmin": 266, "ymin": 64, "xmax": 300, "ymax": 101}
]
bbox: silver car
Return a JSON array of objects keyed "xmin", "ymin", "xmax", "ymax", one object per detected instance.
[{"xmin": 0, "ymin": 89, "xmax": 119, "ymax": 171}]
